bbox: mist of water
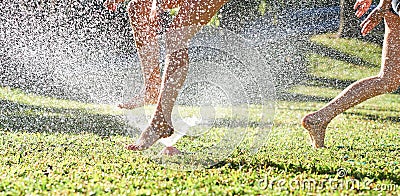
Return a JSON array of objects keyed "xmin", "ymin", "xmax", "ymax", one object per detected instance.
[{"xmin": 1, "ymin": 0, "xmax": 356, "ymax": 170}]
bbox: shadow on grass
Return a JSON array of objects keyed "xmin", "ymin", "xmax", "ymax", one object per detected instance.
[
  {"xmin": 304, "ymin": 75, "xmax": 400, "ymax": 95},
  {"xmin": 276, "ymin": 91, "xmax": 332, "ymax": 102},
  {"xmin": 344, "ymin": 112, "xmax": 400, "ymax": 123},
  {"xmin": 0, "ymin": 99, "xmax": 133, "ymax": 136},
  {"xmin": 0, "ymin": 99, "xmax": 275, "ymax": 137},
  {"xmin": 304, "ymin": 75, "xmax": 356, "ymax": 89},
  {"xmin": 304, "ymin": 39, "xmax": 378, "ymax": 68}
]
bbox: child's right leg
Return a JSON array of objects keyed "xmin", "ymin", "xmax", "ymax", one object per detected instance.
[
  {"xmin": 120, "ymin": 0, "xmax": 182, "ymax": 109},
  {"xmin": 126, "ymin": 0, "xmax": 230, "ymax": 151},
  {"xmin": 118, "ymin": 0, "xmax": 161, "ymax": 109}
]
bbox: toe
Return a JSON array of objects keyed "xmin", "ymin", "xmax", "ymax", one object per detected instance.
[
  {"xmin": 160, "ymin": 146, "xmax": 181, "ymax": 156},
  {"xmin": 126, "ymin": 144, "xmax": 140, "ymax": 151}
]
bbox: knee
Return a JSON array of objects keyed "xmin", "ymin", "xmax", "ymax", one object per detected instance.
[{"xmin": 378, "ymin": 74, "xmax": 400, "ymax": 93}]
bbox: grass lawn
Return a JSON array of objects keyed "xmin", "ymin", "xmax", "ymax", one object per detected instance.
[{"xmin": 1, "ymin": 35, "xmax": 399, "ymax": 195}]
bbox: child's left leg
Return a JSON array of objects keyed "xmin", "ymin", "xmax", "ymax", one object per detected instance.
[{"xmin": 302, "ymin": 11, "xmax": 400, "ymax": 148}]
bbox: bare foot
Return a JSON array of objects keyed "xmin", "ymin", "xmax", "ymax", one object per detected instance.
[
  {"xmin": 126, "ymin": 117, "xmax": 174, "ymax": 151},
  {"xmin": 118, "ymin": 94, "xmax": 158, "ymax": 109},
  {"xmin": 302, "ymin": 112, "xmax": 329, "ymax": 148},
  {"xmin": 118, "ymin": 89, "xmax": 159, "ymax": 109},
  {"xmin": 159, "ymin": 146, "xmax": 181, "ymax": 156}
]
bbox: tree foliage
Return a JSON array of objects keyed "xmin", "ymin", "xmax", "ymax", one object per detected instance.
[
  {"xmin": 219, "ymin": 0, "xmax": 339, "ymax": 32},
  {"xmin": 338, "ymin": 0, "xmax": 365, "ymax": 38}
]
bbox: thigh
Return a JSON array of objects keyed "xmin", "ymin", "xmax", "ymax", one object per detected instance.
[
  {"xmin": 381, "ymin": 12, "xmax": 400, "ymax": 77},
  {"xmin": 383, "ymin": 11, "xmax": 400, "ymax": 52},
  {"xmin": 127, "ymin": 0, "xmax": 160, "ymax": 46},
  {"xmin": 127, "ymin": 0, "xmax": 152, "ymax": 17},
  {"xmin": 160, "ymin": 0, "xmax": 184, "ymax": 10}
]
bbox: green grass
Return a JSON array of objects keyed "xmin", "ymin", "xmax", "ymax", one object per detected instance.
[
  {"xmin": 307, "ymin": 54, "xmax": 380, "ymax": 81},
  {"xmin": 310, "ymin": 34, "xmax": 382, "ymax": 66},
  {"xmin": 307, "ymin": 34, "xmax": 382, "ymax": 81},
  {"xmin": 0, "ymin": 87, "xmax": 120, "ymax": 116},
  {"xmin": 289, "ymin": 85, "xmax": 342, "ymax": 98},
  {"xmin": 1, "ymin": 34, "xmax": 400, "ymax": 195}
]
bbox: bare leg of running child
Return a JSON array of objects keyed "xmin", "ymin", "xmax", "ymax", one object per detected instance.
[
  {"xmin": 302, "ymin": 11, "xmax": 400, "ymax": 148},
  {"xmin": 118, "ymin": 0, "xmax": 186, "ymax": 109},
  {"xmin": 126, "ymin": 0, "xmax": 229, "ymax": 151},
  {"xmin": 117, "ymin": 0, "xmax": 163, "ymax": 109}
]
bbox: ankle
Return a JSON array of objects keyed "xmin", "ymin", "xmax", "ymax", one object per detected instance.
[{"xmin": 303, "ymin": 111, "xmax": 330, "ymax": 126}]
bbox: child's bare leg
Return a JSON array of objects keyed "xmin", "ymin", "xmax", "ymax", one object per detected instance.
[
  {"xmin": 126, "ymin": 0, "xmax": 229, "ymax": 151},
  {"xmin": 120, "ymin": 0, "xmax": 186, "ymax": 109},
  {"xmin": 302, "ymin": 12, "xmax": 400, "ymax": 148},
  {"xmin": 119, "ymin": 0, "xmax": 162, "ymax": 109},
  {"xmin": 126, "ymin": 48, "xmax": 189, "ymax": 150}
]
